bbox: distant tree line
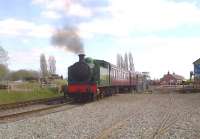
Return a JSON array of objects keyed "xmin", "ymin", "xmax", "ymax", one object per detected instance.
[
  {"xmin": 0, "ymin": 46, "xmax": 57, "ymax": 81},
  {"xmin": 117, "ymin": 52, "xmax": 135, "ymax": 71},
  {"xmin": 8, "ymin": 70, "xmax": 39, "ymax": 81}
]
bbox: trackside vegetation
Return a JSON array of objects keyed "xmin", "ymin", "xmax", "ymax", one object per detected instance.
[
  {"xmin": 0, "ymin": 81, "xmax": 67, "ymax": 105},
  {"xmin": 0, "ymin": 88, "xmax": 63, "ymax": 105}
]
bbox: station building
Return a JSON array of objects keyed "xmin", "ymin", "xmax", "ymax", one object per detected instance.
[{"xmin": 160, "ymin": 72, "xmax": 185, "ymax": 85}]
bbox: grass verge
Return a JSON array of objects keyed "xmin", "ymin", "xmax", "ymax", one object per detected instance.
[{"xmin": 0, "ymin": 88, "xmax": 63, "ymax": 105}]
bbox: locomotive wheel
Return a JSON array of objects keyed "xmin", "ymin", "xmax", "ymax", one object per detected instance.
[
  {"xmin": 64, "ymin": 91, "xmax": 67, "ymax": 99},
  {"xmin": 89, "ymin": 94, "xmax": 96, "ymax": 101},
  {"xmin": 96, "ymin": 89, "xmax": 100, "ymax": 100},
  {"xmin": 93, "ymin": 94, "xmax": 97, "ymax": 101},
  {"xmin": 74, "ymin": 96, "xmax": 80, "ymax": 102},
  {"xmin": 89, "ymin": 94, "xmax": 93, "ymax": 101},
  {"xmin": 63, "ymin": 85, "xmax": 68, "ymax": 99},
  {"xmin": 100, "ymin": 92, "xmax": 104, "ymax": 99},
  {"xmin": 110, "ymin": 89, "xmax": 113, "ymax": 96},
  {"xmin": 97, "ymin": 94, "xmax": 100, "ymax": 100}
]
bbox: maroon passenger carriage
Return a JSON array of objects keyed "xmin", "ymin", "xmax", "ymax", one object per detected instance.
[{"xmin": 109, "ymin": 64, "xmax": 137, "ymax": 93}]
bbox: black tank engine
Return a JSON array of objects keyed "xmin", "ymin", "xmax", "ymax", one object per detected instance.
[{"xmin": 68, "ymin": 54, "xmax": 91, "ymax": 82}]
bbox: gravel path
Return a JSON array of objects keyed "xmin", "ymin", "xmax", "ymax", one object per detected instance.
[{"xmin": 0, "ymin": 92, "xmax": 200, "ymax": 139}]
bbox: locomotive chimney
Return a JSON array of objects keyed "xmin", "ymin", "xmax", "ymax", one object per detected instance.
[{"xmin": 78, "ymin": 54, "xmax": 85, "ymax": 62}]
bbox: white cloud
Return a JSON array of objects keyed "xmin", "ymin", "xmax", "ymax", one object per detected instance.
[
  {"xmin": 109, "ymin": 0, "xmax": 200, "ymax": 30},
  {"xmin": 78, "ymin": 18, "xmax": 130, "ymax": 38},
  {"xmin": 32, "ymin": 0, "xmax": 71, "ymax": 11},
  {"xmin": 32, "ymin": 0, "xmax": 93, "ymax": 18},
  {"xmin": 0, "ymin": 18, "xmax": 54, "ymax": 38},
  {"xmin": 41, "ymin": 10, "xmax": 62, "ymax": 19},
  {"xmin": 78, "ymin": 0, "xmax": 200, "ymax": 38},
  {"xmin": 67, "ymin": 3, "xmax": 93, "ymax": 17}
]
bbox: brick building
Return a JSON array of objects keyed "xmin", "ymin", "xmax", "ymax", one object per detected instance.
[{"xmin": 160, "ymin": 72, "xmax": 185, "ymax": 85}]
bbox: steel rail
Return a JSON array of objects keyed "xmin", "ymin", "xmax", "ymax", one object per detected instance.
[
  {"xmin": 0, "ymin": 100, "xmax": 74, "ymax": 122},
  {"xmin": 0, "ymin": 96, "xmax": 65, "ymax": 111}
]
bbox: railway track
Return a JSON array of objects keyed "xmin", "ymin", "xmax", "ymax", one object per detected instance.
[
  {"xmin": 150, "ymin": 93, "xmax": 179, "ymax": 139},
  {"xmin": 0, "ymin": 96, "xmax": 65, "ymax": 111},
  {"xmin": 0, "ymin": 95, "xmax": 115, "ymax": 123},
  {"xmin": 96, "ymin": 93, "xmax": 180, "ymax": 139},
  {"xmin": 95, "ymin": 106, "xmax": 149, "ymax": 139},
  {"xmin": 0, "ymin": 97, "xmax": 75, "ymax": 123},
  {"xmin": 96, "ymin": 113, "xmax": 136, "ymax": 139}
]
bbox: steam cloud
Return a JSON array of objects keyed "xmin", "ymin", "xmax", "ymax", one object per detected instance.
[{"xmin": 51, "ymin": 26, "xmax": 84, "ymax": 54}]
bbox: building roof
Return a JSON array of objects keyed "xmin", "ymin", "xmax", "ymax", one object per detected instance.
[
  {"xmin": 172, "ymin": 74, "xmax": 185, "ymax": 80},
  {"xmin": 193, "ymin": 58, "xmax": 200, "ymax": 65},
  {"xmin": 161, "ymin": 72, "xmax": 185, "ymax": 81}
]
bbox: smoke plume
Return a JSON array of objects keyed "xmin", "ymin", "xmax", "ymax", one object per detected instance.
[{"xmin": 51, "ymin": 26, "xmax": 84, "ymax": 54}]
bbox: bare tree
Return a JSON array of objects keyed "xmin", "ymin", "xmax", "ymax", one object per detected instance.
[
  {"xmin": 48, "ymin": 56, "xmax": 56, "ymax": 74},
  {"xmin": 120, "ymin": 55, "xmax": 124, "ymax": 69},
  {"xmin": 124, "ymin": 53, "xmax": 129, "ymax": 70},
  {"xmin": 0, "ymin": 64, "xmax": 9, "ymax": 80},
  {"xmin": 0, "ymin": 46, "xmax": 9, "ymax": 66},
  {"xmin": 117, "ymin": 53, "xmax": 132, "ymax": 70},
  {"xmin": 129, "ymin": 52, "xmax": 135, "ymax": 71},
  {"xmin": 40, "ymin": 54, "xmax": 48, "ymax": 77},
  {"xmin": 0, "ymin": 46, "xmax": 9, "ymax": 80},
  {"xmin": 116, "ymin": 54, "xmax": 121, "ymax": 68}
]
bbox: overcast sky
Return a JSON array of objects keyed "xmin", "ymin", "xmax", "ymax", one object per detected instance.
[{"xmin": 1, "ymin": 0, "xmax": 200, "ymax": 79}]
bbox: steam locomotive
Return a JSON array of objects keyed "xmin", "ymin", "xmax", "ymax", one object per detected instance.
[{"xmin": 66, "ymin": 54, "xmax": 146, "ymax": 101}]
